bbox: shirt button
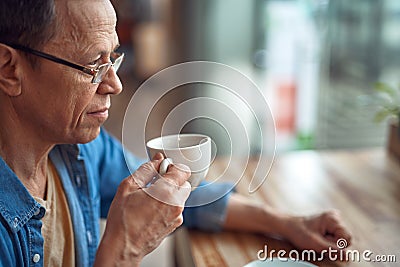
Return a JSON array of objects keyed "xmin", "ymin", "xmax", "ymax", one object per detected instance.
[
  {"xmin": 76, "ymin": 175, "xmax": 81, "ymax": 186},
  {"xmin": 32, "ymin": 253, "xmax": 41, "ymax": 263},
  {"xmin": 34, "ymin": 209, "xmax": 40, "ymax": 216},
  {"xmin": 13, "ymin": 217, "xmax": 19, "ymax": 228},
  {"xmin": 87, "ymin": 231, "xmax": 92, "ymax": 245}
]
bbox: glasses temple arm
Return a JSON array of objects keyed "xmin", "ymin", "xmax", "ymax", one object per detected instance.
[{"xmin": 6, "ymin": 43, "xmax": 94, "ymax": 75}]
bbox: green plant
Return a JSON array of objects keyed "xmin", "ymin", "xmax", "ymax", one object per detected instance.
[{"xmin": 374, "ymin": 82, "xmax": 400, "ymax": 125}]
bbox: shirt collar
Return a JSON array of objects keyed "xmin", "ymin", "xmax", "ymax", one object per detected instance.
[
  {"xmin": 0, "ymin": 156, "xmax": 41, "ymax": 233},
  {"xmin": 0, "ymin": 144, "xmax": 81, "ymax": 233},
  {"xmin": 60, "ymin": 144, "xmax": 81, "ymax": 159}
]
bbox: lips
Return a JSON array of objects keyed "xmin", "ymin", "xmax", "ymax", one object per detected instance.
[
  {"xmin": 87, "ymin": 106, "xmax": 110, "ymax": 118},
  {"xmin": 88, "ymin": 107, "xmax": 109, "ymax": 114}
]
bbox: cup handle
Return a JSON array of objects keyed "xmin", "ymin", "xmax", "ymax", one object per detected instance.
[{"xmin": 159, "ymin": 158, "xmax": 173, "ymax": 175}]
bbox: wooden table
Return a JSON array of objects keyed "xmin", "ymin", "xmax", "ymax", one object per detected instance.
[{"xmin": 174, "ymin": 149, "xmax": 400, "ymax": 267}]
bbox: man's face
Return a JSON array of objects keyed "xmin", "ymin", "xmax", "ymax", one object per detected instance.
[{"xmin": 15, "ymin": 0, "xmax": 122, "ymax": 144}]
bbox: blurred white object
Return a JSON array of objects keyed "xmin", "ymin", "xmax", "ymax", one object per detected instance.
[{"xmin": 244, "ymin": 258, "xmax": 317, "ymax": 267}]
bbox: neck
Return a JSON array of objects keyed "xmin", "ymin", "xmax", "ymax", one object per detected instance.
[{"xmin": 0, "ymin": 101, "xmax": 54, "ymax": 198}]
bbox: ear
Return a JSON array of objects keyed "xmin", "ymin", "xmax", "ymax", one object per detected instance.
[{"xmin": 0, "ymin": 44, "xmax": 23, "ymax": 96}]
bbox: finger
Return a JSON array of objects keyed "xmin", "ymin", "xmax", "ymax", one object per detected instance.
[
  {"xmin": 159, "ymin": 213, "xmax": 184, "ymax": 239},
  {"xmin": 176, "ymin": 181, "xmax": 192, "ymax": 206},
  {"xmin": 173, "ymin": 213, "xmax": 184, "ymax": 229},
  {"xmin": 145, "ymin": 179, "xmax": 191, "ymax": 207},
  {"xmin": 331, "ymin": 227, "xmax": 352, "ymax": 246},
  {"xmin": 152, "ymin": 152, "xmax": 165, "ymax": 161},
  {"xmin": 165, "ymin": 213, "xmax": 184, "ymax": 229},
  {"xmin": 162, "ymin": 163, "xmax": 191, "ymax": 187},
  {"xmin": 130, "ymin": 156, "xmax": 165, "ymax": 188},
  {"xmin": 308, "ymin": 233, "xmax": 337, "ymax": 253},
  {"xmin": 322, "ymin": 211, "xmax": 352, "ymax": 245}
]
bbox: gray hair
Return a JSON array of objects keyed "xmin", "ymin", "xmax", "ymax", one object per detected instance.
[{"xmin": 0, "ymin": 1, "xmax": 57, "ymax": 49}]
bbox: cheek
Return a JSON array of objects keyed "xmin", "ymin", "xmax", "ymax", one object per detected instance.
[
  {"xmin": 28, "ymin": 62, "xmax": 98, "ymax": 124},
  {"xmin": 65, "ymin": 88, "xmax": 96, "ymax": 121},
  {"xmin": 45, "ymin": 80, "xmax": 96, "ymax": 125}
]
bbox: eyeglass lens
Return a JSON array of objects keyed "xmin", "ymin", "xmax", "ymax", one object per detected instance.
[{"xmin": 92, "ymin": 54, "xmax": 123, "ymax": 84}]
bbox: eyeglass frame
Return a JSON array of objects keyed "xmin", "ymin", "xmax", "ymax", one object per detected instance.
[{"xmin": 4, "ymin": 43, "xmax": 124, "ymax": 84}]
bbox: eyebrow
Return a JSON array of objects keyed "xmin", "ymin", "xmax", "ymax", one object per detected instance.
[{"xmin": 99, "ymin": 44, "xmax": 120, "ymax": 57}]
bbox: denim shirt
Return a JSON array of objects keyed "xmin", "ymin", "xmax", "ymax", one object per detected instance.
[{"xmin": 0, "ymin": 129, "xmax": 233, "ymax": 267}]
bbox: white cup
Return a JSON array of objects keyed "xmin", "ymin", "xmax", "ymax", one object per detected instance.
[{"xmin": 146, "ymin": 134, "xmax": 212, "ymax": 188}]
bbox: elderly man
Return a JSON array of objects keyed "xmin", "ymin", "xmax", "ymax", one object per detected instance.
[{"xmin": 0, "ymin": 0, "xmax": 352, "ymax": 266}]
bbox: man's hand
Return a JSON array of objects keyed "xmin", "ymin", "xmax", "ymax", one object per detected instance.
[
  {"xmin": 94, "ymin": 153, "xmax": 191, "ymax": 267},
  {"xmin": 284, "ymin": 210, "xmax": 352, "ymax": 253},
  {"xmin": 224, "ymin": 194, "xmax": 352, "ymax": 256}
]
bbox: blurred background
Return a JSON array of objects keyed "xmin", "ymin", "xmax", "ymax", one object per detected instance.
[
  {"xmin": 103, "ymin": 1, "xmax": 400, "ymax": 266},
  {"xmin": 105, "ymin": 0, "xmax": 400, "ymax": 157}
]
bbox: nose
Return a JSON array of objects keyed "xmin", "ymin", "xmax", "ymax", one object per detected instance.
[{"xmin": 96, "ymin": 67, "xmax": 123, "ymax": 95}]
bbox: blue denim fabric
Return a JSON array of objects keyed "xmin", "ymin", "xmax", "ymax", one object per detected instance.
[{"xmin": 0, "ymin": 128, "xmax": 233, "ymax": 266}]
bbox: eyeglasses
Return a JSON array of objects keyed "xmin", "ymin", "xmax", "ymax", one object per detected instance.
[{"xmin": 6, "ymin": 43, "xmax": 124, "ymax": 84}]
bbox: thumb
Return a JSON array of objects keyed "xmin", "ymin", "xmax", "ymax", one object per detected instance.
[
  {"xmin": 130, "ymin": 153, "xmax": 165, "ymax": 188},
  {"xmin": 152, "ymin": 152, "xmax": 165, "ymax": 161}
]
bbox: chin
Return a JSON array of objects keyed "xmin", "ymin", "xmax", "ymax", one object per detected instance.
[{"xmin": 73, "ymin": 127, "xmax": 102, "ymax": 144}]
